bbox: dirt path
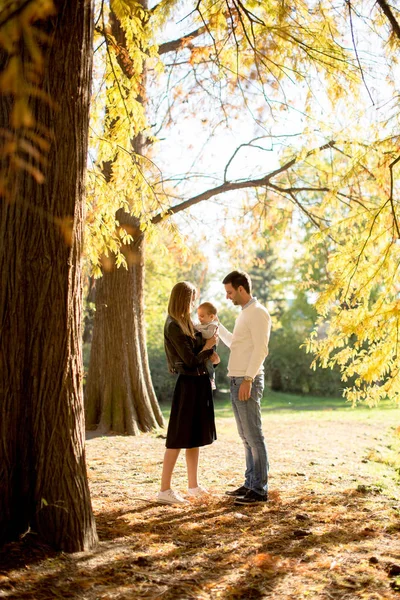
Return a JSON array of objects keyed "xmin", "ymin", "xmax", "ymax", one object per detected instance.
[{"xmin": 1, "ymin": 409, "xmax": 400, "ymax": 599}]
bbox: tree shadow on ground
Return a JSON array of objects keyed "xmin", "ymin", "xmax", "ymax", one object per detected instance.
[
  {"xmin": 0, "ymin": 536, "xmax": 57, "ymax": 572},
  {"xmin": 0, "ymin": 488, "xmax": 397, "ymax": 600}
]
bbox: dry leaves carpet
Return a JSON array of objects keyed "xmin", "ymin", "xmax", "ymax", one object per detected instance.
[{"xmin": 1, "ymin": 402, "xmax": 400, "ymax": 600}]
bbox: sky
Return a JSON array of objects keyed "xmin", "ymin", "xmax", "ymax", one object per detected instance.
[
  {"xmin": 148, "ymin": 4, "xmax": 307, "ymax": 284},
  {"xmin": 145, "ymin": 0, "xmax": 399, "ymax": 300}
]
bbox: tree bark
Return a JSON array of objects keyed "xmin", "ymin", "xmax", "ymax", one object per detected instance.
[
  {"xmin": 84, "ymin": 4, "xmax": 164, "ymax": 435},
  {"xmin": 85, "ymin": 212, "xmax": 164, "ymax": 434},
  {"xmin": 0, "ymin": 0, "xmax": 97, "ymax": 551}
]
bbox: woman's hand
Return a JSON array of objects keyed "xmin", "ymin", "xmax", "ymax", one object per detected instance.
[
  {"xmin": 203, "ymin": 333, "xmax": 218, "ymax": 350},
  {"xmin": 210, "ymin": 352, "xmax": 220, "ymax": 365}
]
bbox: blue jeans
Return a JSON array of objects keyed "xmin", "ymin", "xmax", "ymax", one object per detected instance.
[{"xmin": 230, "ymin": 375, "xmax": 268, "ymax": 496}]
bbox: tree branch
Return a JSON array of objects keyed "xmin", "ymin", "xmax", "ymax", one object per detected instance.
[
  {"xmin": 346, "ymin": 0, "xmax": 374, "ymax": 105},
  {"xmin": 151, "ymin": 141, "xmax": 336, "ymax": 225},
  {"xmin": 223, "ymin": 134, "xmax": 304, "ymax": 182},
  {"xmin": 269, "ymin": 184, "xmax": 329, "ymax": 229},
  {"xmin": 234, "ymin": 0, "xmax": 265, "ymax": 26},
  {"xmin": 389, "ymin": 155, "xmax": 400, "ymax": 238},
  {"xmin": 158, "ymin": 26, "xmax": 207, "ymax": 55},
  {"xmin": 109, "ymin": 12, "xmax": 136, "ymax": 79},
  {"xmin": 375, "ymin": 0, "xmax": 400, "ymax": 41}
]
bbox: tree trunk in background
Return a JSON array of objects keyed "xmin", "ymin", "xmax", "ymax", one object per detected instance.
[
  {"xmin": 85, "ymin": 212, "xmax": 164, "ymax": 434},
  {"xmin": 84, "ymin": 3, "xmax": 164, "ymax": 434},
  {"xmin": 0, "ymin": 0, "xmax": 97, "ymax": 551}
]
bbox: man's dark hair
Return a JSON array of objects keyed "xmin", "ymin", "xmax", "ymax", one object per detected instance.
[{"xmin": 222, "ymin": 270, "xmax": 252, "ymax": 294}]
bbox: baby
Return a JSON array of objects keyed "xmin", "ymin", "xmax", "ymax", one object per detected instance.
[{"xmin": 195, "ymin": 301, "xmax": 219, "ymax": 390}]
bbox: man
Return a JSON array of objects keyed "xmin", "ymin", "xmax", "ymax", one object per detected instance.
[{"xmin": 218, "ymin": 270, "xmax": 271, "ymax": 505}]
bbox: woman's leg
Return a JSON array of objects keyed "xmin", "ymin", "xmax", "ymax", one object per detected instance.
[
  {"xmin": 186, "ymin": 447, "xmax": 200, "ymax": 489},
  {"xmin": 160, "ymin": 448, "xmax": 181, "ymax": 491}
]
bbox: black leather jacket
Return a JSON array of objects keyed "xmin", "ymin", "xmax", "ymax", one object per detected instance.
[{"xmin": 164, "ymin": 316, "xmax": 213, "ymax": 376}]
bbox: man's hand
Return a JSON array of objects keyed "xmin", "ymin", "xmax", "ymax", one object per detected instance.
[{"xmin": 239, "ymin": 380, "xmax": 252, "ymax": 401}]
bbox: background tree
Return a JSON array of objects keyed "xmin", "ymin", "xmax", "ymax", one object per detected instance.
[
  {"xmin": 0, "ymin": 0, "xmax": 97, "ymax": 551},
  {"xmin": 84, "ymin": 1, "xmax": 165, "ymax": 434}
]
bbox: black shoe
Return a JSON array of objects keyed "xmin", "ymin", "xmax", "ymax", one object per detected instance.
[
  {"xmin": 225, "ymin": 485, "xmax": 249, "ymax": 497},
  {"xmin": 234, "ymin": 490, "xmax": 268, "ymax": 505}
]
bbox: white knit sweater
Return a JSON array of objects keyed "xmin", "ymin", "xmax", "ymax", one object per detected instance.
[{"xmin": 218, "ymin": 299, "xmax": 271, "ymax": 379}]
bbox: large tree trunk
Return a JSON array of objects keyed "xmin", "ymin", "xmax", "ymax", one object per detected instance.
[
  {"xmin": 0, "ymin": 0, "xmax": 97, "ymax": 551},
  {"xmin": 84, "ymin": 3, "xmax": 164, "ymax": 435},
  {"xmin": 85, "ymin": 212, "xmax": 164, "ymax": 434}
]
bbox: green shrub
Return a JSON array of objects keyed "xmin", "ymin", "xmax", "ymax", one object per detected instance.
[
  {"xmin": 148, "ymin": 347, "xmax": 176, "ymax": 404},
  {"xmin": 265, "ymin": 328, "xmax": 344, "ymax": 396}
]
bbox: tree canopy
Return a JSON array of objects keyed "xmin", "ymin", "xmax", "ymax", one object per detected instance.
[
  {"xmin": 82, "ymin": 0, "xmax": 400, "ymax": 406},
  {"xmin": 3, "ymin": 0, "xmax": 400, "ymax": 421}
]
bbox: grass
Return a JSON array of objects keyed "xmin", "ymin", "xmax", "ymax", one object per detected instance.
[
  {"xmin": 214, "ymin": 389, "xmax": 350, "ymax": 417},
  {"xmin": 161, "ymin": 388, "xmax": 400, "ymax": 420}
]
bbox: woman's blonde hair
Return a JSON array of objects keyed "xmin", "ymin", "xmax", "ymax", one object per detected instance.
[{"xmin": 168, "ymin": 281, "xmax": 196, "ymax": 337}]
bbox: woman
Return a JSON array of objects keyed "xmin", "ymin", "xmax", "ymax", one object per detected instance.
[{"xmin": 157, "ymin": 281, "xmax": 218, "ymax": 505}]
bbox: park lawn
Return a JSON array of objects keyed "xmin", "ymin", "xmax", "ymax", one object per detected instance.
[
  {"xmin": 214, "ymin": 389, "xmax": 351, "ymax": 415},
  {"xmin": 160, "ymin": 387, "xmax": 398, "ymax": 419},
  {"xmin": 0, "ymin": 392, "xmax": 399, "ymax": 600}
]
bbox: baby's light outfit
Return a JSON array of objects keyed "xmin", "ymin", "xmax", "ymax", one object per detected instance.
[{"xmin": 195, "ymin": 319, "xmax": 219, "ymax": 390}]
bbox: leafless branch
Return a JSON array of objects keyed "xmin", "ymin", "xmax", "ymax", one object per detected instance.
[
  {"xmin": 195, "ymin": 2, "xmax": 219, "ymax": 70},
  {"xmin": 344, "ymin": 198, "xmax": 391, "ymax": 298},
  {"xmin": 346, "ymin": 0, "xmax": 374, "ymax": 106},
  {"xmin": 270, "ymin": 185, "xmax": 327, "ymax": 229},
  {"xmin": 94, "ymin": 0, "xmax": 104, "ymax": 28},
  {"xmin": 234, "ymin": 0, "xmax": 265, "ymax": 26},
  {"xmin": 222, "ymin": 135, "xmax": 304, "ymax": 182},
  {"xmin": 151, "ymin": 141, "xmax": 336, "ymax": 224},
  {"xmin": 336, "ymin": 191, "xmax": 370, "ymax": 212},
  {"xmin": 389, "ymin": 155, "xmax": 400, "ymax": 238},
  {"xmin": 330, "ymin": 142, "xmax": 376, "ymax": 180}
]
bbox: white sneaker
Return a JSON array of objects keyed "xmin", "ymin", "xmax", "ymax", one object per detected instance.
[
  {"xmin": 187, "ymin": 485, "xmax": 209, "ymax": 497},
  {"xmin": 157, "ymin": 489, "xmax": 188, "ymax": 505}
]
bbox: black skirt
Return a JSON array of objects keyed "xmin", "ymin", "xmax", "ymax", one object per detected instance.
[{"xmin": 166, "ymin": 374, "xmax": 216, "ymax": 449}]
